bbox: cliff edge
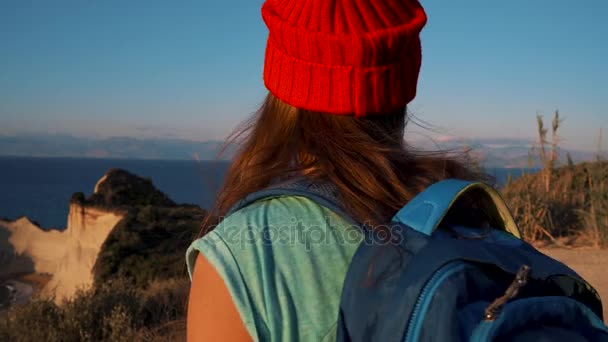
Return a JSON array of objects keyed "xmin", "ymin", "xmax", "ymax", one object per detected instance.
[
  {"xmin": 0, "ymin": 205, "xmax": 123, "ymax": 302},
  {"xmin": 0, "ymin": 168, "xmax": 183, "ymax": 304}
]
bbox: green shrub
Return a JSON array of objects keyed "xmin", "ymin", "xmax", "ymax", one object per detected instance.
[
  {"xmin": 0, "ymin": 277, "xmax": 190, "ymax": 342},
  {"xmin": 93, "ymin": 206, "xmax": 204, "ymax": 287},
  {"xmin": 0, "ymin": 298, "xmax": 63, "ymax": 342}
]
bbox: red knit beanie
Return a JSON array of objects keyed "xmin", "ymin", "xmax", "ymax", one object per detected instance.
[{"xmin": 261, "ymin": 0, "xmax": 427, "ymax": 117}]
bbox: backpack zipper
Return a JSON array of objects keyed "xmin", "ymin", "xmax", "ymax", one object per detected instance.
[
  {"xmin": 404, "ymin": 262, "xmax": 471, "ymax": 342},
  {"xmin": 484, "ymin": 265, "xmax": 530, "ymax": 321}
]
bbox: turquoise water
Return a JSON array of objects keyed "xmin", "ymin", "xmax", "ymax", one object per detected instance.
[{"xmin": 0, "ymin": 157, "xmax": 535, "ymax": 229}]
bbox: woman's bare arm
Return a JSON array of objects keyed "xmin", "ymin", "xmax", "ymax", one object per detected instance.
[{"xmin": 187, "ymin": 254, "xmax": 251, "ymax": 341}]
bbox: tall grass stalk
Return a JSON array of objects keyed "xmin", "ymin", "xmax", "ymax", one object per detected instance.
[{"xmin": 502, "ymin": 115, "xmax": 607, "ymax": 247}]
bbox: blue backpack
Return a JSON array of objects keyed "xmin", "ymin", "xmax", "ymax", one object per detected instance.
[{"xmin": 232, "ymin": 178, "xmax": 608, "ymax": 341}]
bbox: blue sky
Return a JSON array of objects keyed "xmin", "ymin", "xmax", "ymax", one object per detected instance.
[{"xmin": 1, "ymin": 0, "xmax": 606, "ymax": 151}]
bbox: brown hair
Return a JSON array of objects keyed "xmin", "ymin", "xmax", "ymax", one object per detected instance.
[{"xmin": 202, "ymin": 93, "xmax": 481, "ymax": 234}]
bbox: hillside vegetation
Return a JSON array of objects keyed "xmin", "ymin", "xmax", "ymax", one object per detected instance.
[
  {"xmin": 502, "ymin": 161, "xmax": 608, "ymax": 246},
  {"xmin": 501, "ymin": 112, "xmax": 607, "ymax": 246}
]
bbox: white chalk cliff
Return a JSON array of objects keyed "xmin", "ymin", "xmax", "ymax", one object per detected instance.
[
  {"xmin": 0, "ymin": 184, "xmax": 124, "ymax": 303},
  {"xmin": 0, "ymin": 168, "xmax": 180, "ymax": 306}
]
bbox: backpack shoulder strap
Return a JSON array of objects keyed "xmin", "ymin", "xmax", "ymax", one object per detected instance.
[
  {"xmin": 392, "ymin": 179, "xmax": 521, "ymax": 237},
  {"xmin": 226, "ymin": 177, "xmax": 357, "ymax": 224}
]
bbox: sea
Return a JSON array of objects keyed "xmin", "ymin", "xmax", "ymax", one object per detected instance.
[{"xmin": 0, "ymin": 156, "xmax": 535, "ymax": 229}]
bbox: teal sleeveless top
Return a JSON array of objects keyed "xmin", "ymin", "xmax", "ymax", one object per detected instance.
[{"xmin": 186, "ymin": 196, "xmax": 363, "ymax": 341}]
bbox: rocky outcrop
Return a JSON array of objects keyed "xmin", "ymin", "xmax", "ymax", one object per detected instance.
[
  {"xmin": 0, "ymin": 168, "xmax": 203, "ymax": 306},
  {"xmin": 85, "ymin": 168, "xmax": 176, "ymax": 208},
  {"xmin": 0, "ymin": 204, "xmax": 124, "ymax": 302}
]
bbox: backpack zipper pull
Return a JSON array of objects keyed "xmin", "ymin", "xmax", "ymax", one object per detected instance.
[{"xmin": 484, "ymin": 265, "xmax": 531, "ymax": 321}]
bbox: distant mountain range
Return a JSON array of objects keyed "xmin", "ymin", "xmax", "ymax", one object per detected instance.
[
  {"xmin": 411, "ymin": 137, "xmax": 598, "ymax": 168},
  {"xmin": 0, "ymin": 134, "xmax": 233, "ymax": 161},
  {"xmin": 0, "ymin": 134, "xmax": 598, "ymax": 168}
]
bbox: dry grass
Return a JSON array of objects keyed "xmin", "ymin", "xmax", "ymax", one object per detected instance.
[
  {"xmin": 502, "ymin": 161, "xmax": 608, "ymax": 244},
  {"xmin": 501, "ymin": 113, "xmax": 607, "ymax": 247}
]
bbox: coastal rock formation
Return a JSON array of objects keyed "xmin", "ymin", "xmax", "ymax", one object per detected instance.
[
  {"xmin": 0, "ymin": 202, "xmax": 124, "ymax": 303},
  {"xmin": 86, "ymin": 168, "xmax": 176, "ymax": 208},
  {"xmin": 0, "ymin": 168, "xmax": 206, "ymax": 310},
  {"xmin": 0, "ymin": 168, "xmax": 178, "ymax": 304}
]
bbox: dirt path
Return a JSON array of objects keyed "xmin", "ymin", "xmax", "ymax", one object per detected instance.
[{"xmin": 541, "ymin": 248, "xmax": 608, "ymax": 321}]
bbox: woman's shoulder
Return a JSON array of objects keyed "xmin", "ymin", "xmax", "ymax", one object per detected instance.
[
  {"xmin": 207, "ymin": 195, "xmax": 360, "ymax": 248},
  {"xmin": 186, "ymin": 195, "xmax": 364, "ymax": 340},
  {"xmin": 187, "ymin": 195, "xmax": 363, "ymax": 276}
]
